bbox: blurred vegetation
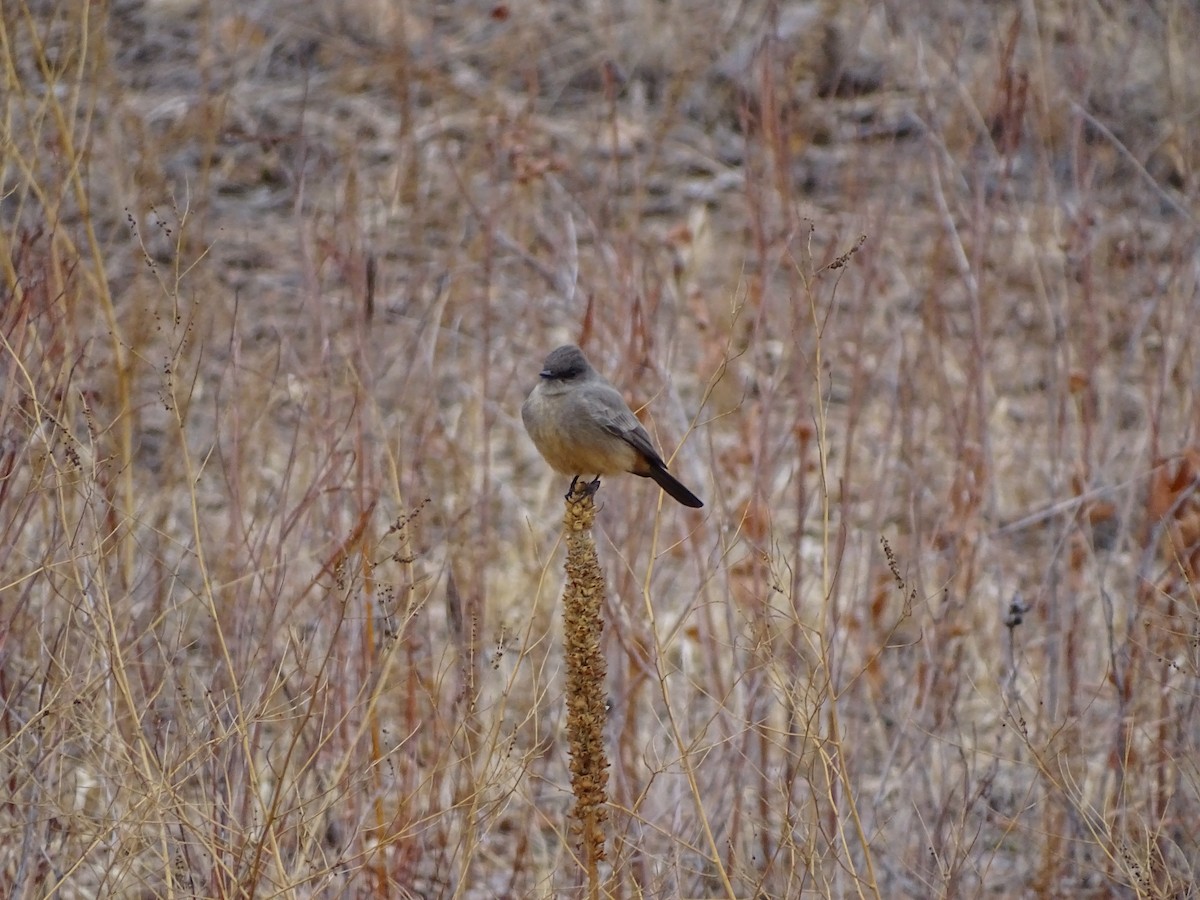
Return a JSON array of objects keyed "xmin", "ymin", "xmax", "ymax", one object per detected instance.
[{"xmin": 2, "ymin": 1, "xmax": 1199, "ymax": 896}]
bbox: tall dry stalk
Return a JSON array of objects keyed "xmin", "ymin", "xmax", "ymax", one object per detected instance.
[{"xmin": 561, "ymin": 482, "xmax": 610, "ymax": 895}]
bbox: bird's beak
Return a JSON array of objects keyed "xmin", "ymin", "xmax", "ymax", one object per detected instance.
[{"xmin": 539, "ymin": 368, "xmax": 554, "ymax": 378}]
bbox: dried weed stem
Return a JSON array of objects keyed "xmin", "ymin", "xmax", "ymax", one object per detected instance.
[{"xmin": 561, "ymin": 484, "xmax": 610, "ymax": 892}]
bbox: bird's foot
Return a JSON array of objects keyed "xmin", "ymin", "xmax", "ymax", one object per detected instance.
[{"xmin": 566, "ymin": 475, "xmax": 602, "ymax": 502}]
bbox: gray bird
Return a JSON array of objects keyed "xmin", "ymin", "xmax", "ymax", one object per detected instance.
[{"xmin": 521, "ymin": 345, "xmax": 704, "ymax": 508}]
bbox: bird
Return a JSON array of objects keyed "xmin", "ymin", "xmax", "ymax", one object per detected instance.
[{"xmin": 521, "ymin": 345, "xmax": 704, "ymax": 508}]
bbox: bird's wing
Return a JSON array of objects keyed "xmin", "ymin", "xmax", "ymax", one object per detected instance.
[{"xmin": 581, "ymin": 387, "xmax": 665, "ymax": 466}]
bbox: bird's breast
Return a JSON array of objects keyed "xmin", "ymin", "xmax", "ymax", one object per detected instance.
[{"xmin": 522, "ymin": 390, "xmax": 638, "ymax": 476}]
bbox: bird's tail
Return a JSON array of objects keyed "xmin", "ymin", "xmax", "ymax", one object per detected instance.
[{"xmin": 645, "ymin": 463, "xmax": 704, "ymax": 508}]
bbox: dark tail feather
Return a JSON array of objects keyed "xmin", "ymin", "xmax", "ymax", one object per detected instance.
[{"xmin": 645, "ymin": 463, "xmax": 704, "ymax": 508}]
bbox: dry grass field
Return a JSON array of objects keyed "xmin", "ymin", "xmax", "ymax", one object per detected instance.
[{"xmin": 3, "ymin": 0, "xmax": 1200, "ymax": 897}]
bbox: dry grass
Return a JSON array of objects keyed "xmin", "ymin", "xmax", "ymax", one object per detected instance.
[{"xmin": 3, "ymin": 0, "xmax": 1200, "ymax": 897}]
